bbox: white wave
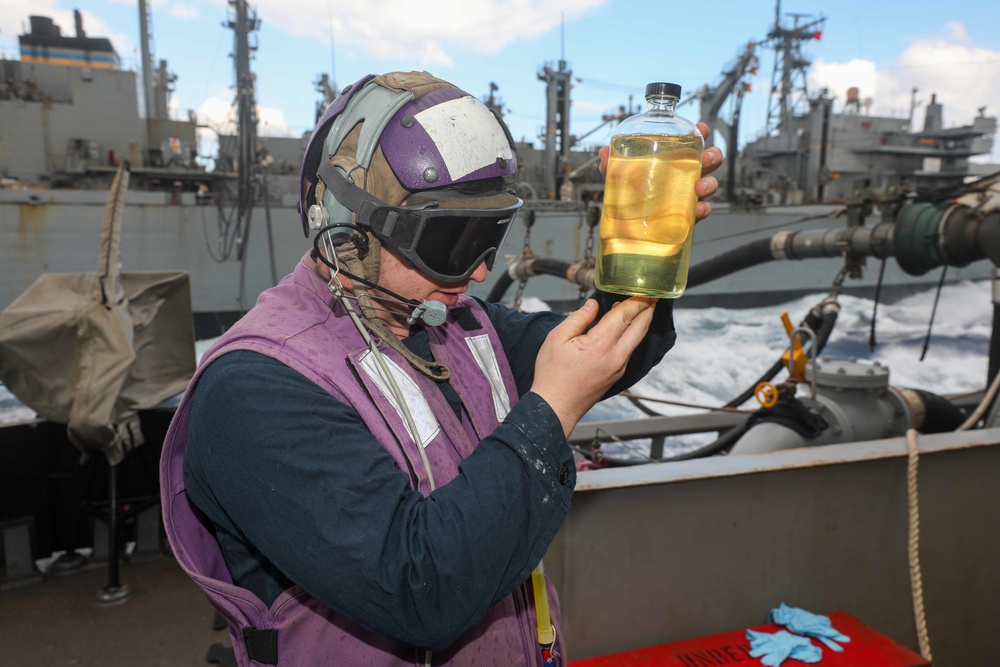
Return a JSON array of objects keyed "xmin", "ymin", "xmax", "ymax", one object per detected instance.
[
  {"xmin": 2, "ymin": 281, "xmax": 993, "ymax": 431},
  {"xmin": 586, "ymin": 280, "xmax": 993, "ymax": 459}
]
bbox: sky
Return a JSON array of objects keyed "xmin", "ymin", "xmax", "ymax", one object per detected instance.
[{"xmin": 2, "ymin": 0, "xmax": 1000, "ymax": 164}]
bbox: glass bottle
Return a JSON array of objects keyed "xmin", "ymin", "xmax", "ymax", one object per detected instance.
[{"xmin": 596, "ymin": 82, "xmax": 704, "ymax": 298}]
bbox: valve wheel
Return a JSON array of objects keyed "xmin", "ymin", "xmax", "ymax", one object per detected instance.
[{"xmin": 755, "ymin": 382, "xmax": 779, "ymax": 408}]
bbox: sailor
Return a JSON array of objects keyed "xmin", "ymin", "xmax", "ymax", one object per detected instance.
[{"xmin": 160, "ymin": 71, "xmax": 722, "ymax": 666}]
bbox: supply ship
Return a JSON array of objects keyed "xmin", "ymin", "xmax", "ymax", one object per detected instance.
[
  {"xmin": 2, "ymin": 3, "xmax": 1000, "ymax": 666},
  {"xmin": 2, "ymin": 2, "xmax": 997, "ymax": 337}
]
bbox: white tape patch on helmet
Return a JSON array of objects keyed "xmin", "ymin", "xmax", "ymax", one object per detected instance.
[{"xmin": 415, "ymin": 97, "xmax": 514, "ymax": 181}]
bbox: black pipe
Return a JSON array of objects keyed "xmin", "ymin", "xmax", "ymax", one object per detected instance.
[
  {"xmin": 486, "ymin": 258, "xmax": 577, "ymax": 302},
  {"xmin": 990, "ymin": 302, "xmax": 1000, "ymax": 389},
  {"xmin": 686, "ymin": 238, "xmax": 776, "ymax": 288},
  {"xmin": 486, "ymin": 269, "xmax": 515, "ymax": 303},
  {"xmin": 911, "ymin": 389, "xmax": 968, "ymax": 433},
  {"xmin": 659, "ymin": 422, "xmax": 750, "ymax": 462}
]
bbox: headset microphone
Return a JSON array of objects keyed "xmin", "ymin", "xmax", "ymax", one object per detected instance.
[{"xmin": 408, "ymin": 300, "xmax": 447, "ymax": 327}]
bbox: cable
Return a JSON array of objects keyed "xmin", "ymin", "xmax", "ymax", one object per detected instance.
[
  {"xmin": 619, "ymin": 392, "xmax": 754, "ymax": 415},
  {"xmin": 311, "ymin": 226, "xmax": 422, "ymax": 310},
  {"xmin": 320, "ymin": 235, "xmax": 438, "ymax": 493},
  {"xmin": 956, "ymin": 365, "xmax": 1000, "ymax": 432}
]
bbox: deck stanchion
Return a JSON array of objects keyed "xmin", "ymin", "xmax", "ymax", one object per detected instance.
[{"xmin": 95, "ymin": 460, "xmax": 132, "ymax": 604}]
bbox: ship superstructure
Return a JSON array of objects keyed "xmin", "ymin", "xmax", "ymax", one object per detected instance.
[
  {"xmin": 735, "ymin": 4, "xmax": 997, "ymax": 204},
  {"xmin": 0, "ymin": 9, "xmax": 200, "ymax": 190}
]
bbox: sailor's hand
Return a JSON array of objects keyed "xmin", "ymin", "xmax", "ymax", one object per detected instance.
[
  {"xmin": 598, "ymin": 121, "xmax": 723, "ymax": 223},
  {"xmin": 693, "ymin": 121, "xmax": 722, "ymax": 222},
  {"xmin": 532, "ymin": 297, "xmax": 656, "ymax": 437}
]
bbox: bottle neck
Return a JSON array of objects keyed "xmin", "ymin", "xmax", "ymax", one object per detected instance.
[{"xmin": 647, "ymin": 95, "xmax": 678, "ymax": 117}]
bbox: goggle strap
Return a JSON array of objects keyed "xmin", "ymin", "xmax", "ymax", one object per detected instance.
[{"xmin": 319, "ymin": 159, "xmax": 388, "ymax": 231}]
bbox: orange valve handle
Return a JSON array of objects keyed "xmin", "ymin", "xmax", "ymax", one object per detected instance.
[
  {"xmin": 755, "ymin": 382, "xmax": 779, "ymax": 408},
  {"xmin": 779, "ymin": 311, "xmax": 809, "ymax": 382}
]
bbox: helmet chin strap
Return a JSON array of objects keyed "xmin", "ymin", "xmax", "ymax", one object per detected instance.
[
  {"xmin": 312, "ymin": 224, "xmax": 448, "ymax": 327},
  {"xmin": 317, "ymin": 230, "xmax": 451, "ymax": 380}
]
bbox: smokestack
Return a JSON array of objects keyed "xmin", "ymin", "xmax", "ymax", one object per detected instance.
[
  {"xmin": 923, "ymin": 93, "xmax": 943, "ymax": 133},
  {"xmin": 74, "ymin": 9, "xmax": 86, "ymax": 38}
]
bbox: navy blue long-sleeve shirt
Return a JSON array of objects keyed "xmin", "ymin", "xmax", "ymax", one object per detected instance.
[{"xmin": 183, "ymin": 294, "xmax": 675, "ymax": 650}]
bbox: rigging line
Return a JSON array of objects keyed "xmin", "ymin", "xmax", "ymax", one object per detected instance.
[
  {"xmin": 237, "ymin": 199, "xmax": 254, "ymax": 313},
  {"xmin": 595, "ymin": 428, "xmax": 657, "ymax": 463},
  {"xmin": 918, "ymin": 265, "xmax": 948, "ymax": 362},
  {"xmin": 868, "ymin": 258, "xmax": 888, "ymax": 351},
  {"xmin": 205, "ymin": 176, "xmax": 247, "ymax": 262},
  {"xmin": 200, "ymin": 205, "xmax": 228, "ymax": 262},
  {"xmin": 262, "ymin": 168, "xmax": 278, "ymax": 286},
  {"xmin": 618, "ymin": 392, "xmax": 756, "ymax": 414}
]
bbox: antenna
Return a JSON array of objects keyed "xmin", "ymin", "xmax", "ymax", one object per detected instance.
[
  {"xmin": 561, "ymin": 11, "xmax": 565, "ymax": 61},
  {"xmin": 327, "ymin": 0, "xmax": 336, "ymax": 89}
]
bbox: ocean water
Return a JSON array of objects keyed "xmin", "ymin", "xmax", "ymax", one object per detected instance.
[
  {"xmin": 2, "ymin": 281, "xmax": 993, "ymax": 451},
  {"xmin": 568, "ymin": 279, "xmax": 993, "ymax": 457}
]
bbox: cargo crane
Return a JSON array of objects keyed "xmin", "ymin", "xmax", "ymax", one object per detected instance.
[{"xmin": 681, "ymin": 42, "xmax": 759, "ymax": 202}]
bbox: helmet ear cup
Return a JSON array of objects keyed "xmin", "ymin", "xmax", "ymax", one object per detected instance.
[{"xmin": 319, "ymin": 166, "xmax": 355, "ymax": 245}]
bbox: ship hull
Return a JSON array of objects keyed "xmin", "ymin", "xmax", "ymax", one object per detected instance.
[
  {"xmin": 2, "ymin": 408, "xmax": 997, "ymax": 665},
  {"xmin": 548, "ymin": 425, "xmax": 1000, "ymax": 664},
  {"xmin": 3, "ymin": 190, "xmax": 992, "ymax": 338}
]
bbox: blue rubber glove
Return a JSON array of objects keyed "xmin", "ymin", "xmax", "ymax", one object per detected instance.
[
  {"xmin": 747, "ymin": 629, "xmax": 821, "ymax": 666},
  {"xmin": 769, "ymin": 603, "xmax": 851, "ymax": 652}
]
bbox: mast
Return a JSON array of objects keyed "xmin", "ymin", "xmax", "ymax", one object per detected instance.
[
  {"xmin": 537, "ymin": 60, "xmax": 573, "ymax": 200},
  {"xmin": 764, "ymin": 0, "xmax": 824, "ymax": 134},
  {"xmin": 228, "ymin": 0, "xmax": 260, "ymax": 241},
  {"xmin": 138, "ymin": 0, "xmax": 155, "ymax": 160},
  {"xmin": 138, "ymin": 0, "xmax": 155, "ymax": 120}
]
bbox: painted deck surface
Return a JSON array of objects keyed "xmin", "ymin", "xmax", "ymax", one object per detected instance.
[{"xmin": 0, "ymin": 556, "xmax": 228, "ymax": 667}]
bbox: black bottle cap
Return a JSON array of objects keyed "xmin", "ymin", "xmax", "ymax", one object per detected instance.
[{"xmin": 646, "ymin": 82, "xmax": 682, "ymax": 99}]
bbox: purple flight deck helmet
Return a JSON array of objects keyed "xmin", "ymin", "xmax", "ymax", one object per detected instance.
[{"xmin": 298, "ymin": 72, "xmax": 522, "ymax": 283}]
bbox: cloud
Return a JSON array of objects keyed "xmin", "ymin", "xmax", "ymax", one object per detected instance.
[
  {"xmin": 250, "ymin": 0, "xmax": 607, "ymax": 66},
  {"xmin": 807, "ymin": 26, "xmax": 1000, "ymax": 161},
  {"xmin": 257, "ymin": 107, "xmax": 292, "ymax": 138},
  {"xmin": 809, "ymin": 58, "xmax": 881, "ymax": 108},
  {"xmin": 170, "ymin": 4, "xmax": 202, "ymax": 20},
  {"xmin": 194, "ymin": 94, "xmax": 293, "ymax": 164},
  {"xmin": 943, "ymin": 22, "xmax": 972, "ymax": 44}
]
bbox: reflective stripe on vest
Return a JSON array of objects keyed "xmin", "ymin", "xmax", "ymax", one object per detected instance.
[
  {"xmin": 358, "ymin": 348, "xmax": 441, "ymax": 448},
  {"xmin": 465, "ymin": 334, "xmax": 512, "ymax": 421}
]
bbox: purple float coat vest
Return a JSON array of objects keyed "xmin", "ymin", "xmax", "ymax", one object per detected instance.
[{"xmin": 160, "ymin": 256, "xmax": 564, "ymax": 666}]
